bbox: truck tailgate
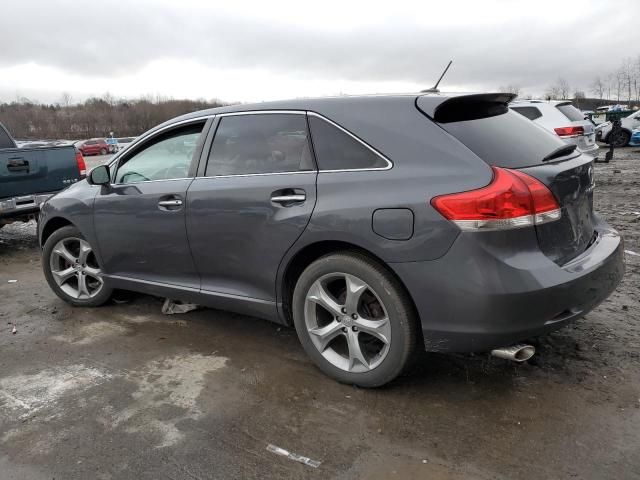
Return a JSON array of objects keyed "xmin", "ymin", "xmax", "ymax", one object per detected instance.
[{"xmin": 0, "ymin": 145, "xmax": 81, "ymax": 199}]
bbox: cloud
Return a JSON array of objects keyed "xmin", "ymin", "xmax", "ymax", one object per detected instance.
[{"xmin": 0, "ymin": 0, "xmax": 638, "ymax": 101}]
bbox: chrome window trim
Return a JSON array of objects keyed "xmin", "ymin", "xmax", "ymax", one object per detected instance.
[
  {"xmin": 306, "ymin": 111, "xmax": 393, "ymax": 172},
  {"xmin": 216, "ymin": 110, "xmax": 307, "ymax": 117},
  {"xmin": 196, "ymin": 170, "xmax": 316, "ymax": 180}
]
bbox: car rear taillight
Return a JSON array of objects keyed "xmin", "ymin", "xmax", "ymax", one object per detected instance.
[
  {"xmin": 431, "ymin": 167, "xmax": 561, "ymax": 231},
  {"xmin": 75, "ymin": 150, "xmax": 87, "ymax": 176},
  {"xmin": 554, "ymin": 126, "xmax": 584, "ymax": 138}
]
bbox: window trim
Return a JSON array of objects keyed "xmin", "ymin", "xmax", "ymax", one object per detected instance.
[{"xmin": 108, "ymin": 116, "xmax": 212, "ymax": 185}]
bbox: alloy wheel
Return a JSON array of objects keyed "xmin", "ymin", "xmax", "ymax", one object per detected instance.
[
  {"xmin": 49, "ymin": 237, "xmax": 104, "ymax": 299},
  {"xmin": 304, "ymin": 273, "xmax": 391, "ymax": 373}
]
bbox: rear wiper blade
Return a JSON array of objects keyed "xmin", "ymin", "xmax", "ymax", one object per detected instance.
[{"xmin": 542, "ymin": 144, "xmax": 577, "ymax": 162}]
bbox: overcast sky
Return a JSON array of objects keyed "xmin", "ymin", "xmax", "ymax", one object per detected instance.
[{"xmin": 1, "ymin": 0, "xmax": 638, "ymax": 104}]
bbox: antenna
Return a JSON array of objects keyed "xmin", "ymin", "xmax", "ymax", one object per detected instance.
[{"xmin": 421, "ymin": 60, "xmax": 453, "ymax": 93}]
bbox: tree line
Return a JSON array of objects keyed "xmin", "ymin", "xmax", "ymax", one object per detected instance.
[{"xmin": 0, "ymin": 94, "xmax": 228, "ymax": 140}]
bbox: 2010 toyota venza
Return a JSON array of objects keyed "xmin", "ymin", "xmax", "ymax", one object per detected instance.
[{"xmin": 39, "ymin": 93, "xmax": 625, "ymax": 387}]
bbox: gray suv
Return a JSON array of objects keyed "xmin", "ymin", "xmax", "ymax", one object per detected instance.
[{"xmin": 39, "ymin": 93, "xmax": 624, "ymax": 387}]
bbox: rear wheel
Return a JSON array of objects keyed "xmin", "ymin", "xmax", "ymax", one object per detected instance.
[
  {"xmin": 42, "ymin": 225, "xmax": 112, "ymax": 307},
  {"xmin": 293, "ymin": 252, "xmax": 418, "ymax": 387},
  {"xmin": 608, "ymin": 130, "xmax": 630, "ymax": 147}
]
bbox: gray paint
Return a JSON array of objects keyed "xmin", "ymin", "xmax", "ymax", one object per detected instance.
[{"xmin": 39, "ymin": 93, "xmax": 625, "ymax": 353}]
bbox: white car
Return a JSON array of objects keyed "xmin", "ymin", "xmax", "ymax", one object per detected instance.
[
  {"xmin": 594, "ymin": 110, "xmax": 640, "ymax": 147},
  {"xmin": 510, "ymin": 100, "xmax": 598, "ymax": 157}
]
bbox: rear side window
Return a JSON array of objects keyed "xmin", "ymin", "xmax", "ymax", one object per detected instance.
[
  {"xmin": 511, "ymin": 106, "xmax": 542, "ymax": 121},
  {"xmin": 206, "ymin": 114, "xmax": 314, "ymax": 176},
  {"xmin": 438, "ymin": 109, "xmax": 567, "ymax": 168},
  {"xmin": 556, "ymin": 104, "xmax": 585, "ymax": 122},
  {"xmin": 308, "ymin": 115, "xmax": 388, "ymax": 171}
]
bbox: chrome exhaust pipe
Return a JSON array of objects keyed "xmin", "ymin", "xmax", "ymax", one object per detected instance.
[{"xmin": 491, "ymin": 344, "xmax": 535, "ymax": 362}]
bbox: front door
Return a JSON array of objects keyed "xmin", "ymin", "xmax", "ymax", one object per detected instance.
[
  {"xmin": 94, "ymin": 119, "xmax": 209, "ymax": 288},
  {"xmin": 187, "ymin": 112, "xmax": 317, "ymax": 301}
]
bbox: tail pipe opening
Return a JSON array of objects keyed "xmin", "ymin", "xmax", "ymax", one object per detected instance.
[{"xmin": 491, "ymin": 344, "xmax": 535, "ymax": 362}]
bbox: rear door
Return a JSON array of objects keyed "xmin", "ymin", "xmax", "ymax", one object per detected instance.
[
  {"xmin": 93, "ymin": 119, "xmax": 210, "ymax": 288},
  {"xmin": 186, "ymin": 112, "xmax": 317, "ymax": 301},
  {"xmin": 0, "ymin": 146, "xmax": 79, "ymax": 199}
]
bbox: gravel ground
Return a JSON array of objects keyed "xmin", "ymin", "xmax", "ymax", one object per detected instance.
[{"xmin": 0, "ymin": 147, "xmax": 638, "ymax": 479}]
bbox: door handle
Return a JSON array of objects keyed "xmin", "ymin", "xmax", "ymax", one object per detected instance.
[
  {"xmin": 158, "ymin": 199, "xmax": 183, "ymax": 207},
  {"xmin": 271, "ymin": 194, "xmax": 306, "ymax": 204}
]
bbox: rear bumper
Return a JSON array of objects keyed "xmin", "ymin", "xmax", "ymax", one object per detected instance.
[
  {"xmin": 390, "ymin": 219, "xmax": 624, "ymax": 352},
  {"xmin": 0, "ymin": 193, "xmax": 53, "ymax": 220}
]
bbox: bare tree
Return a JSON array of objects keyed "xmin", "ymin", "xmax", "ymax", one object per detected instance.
[
  {"xmin": 498, "ymin": 84, "xmax": 521, "ymax": 97},
  {"xmin": 60, "ymin": 92, "xmax": 74, "ymax": 108},
  {"xmin": 590, "ymin": 77, "xmax": 606, "ymax": 101},
  {"xmin": 557, "ymin": 78, "xmax": 570, "ymax": 99}
]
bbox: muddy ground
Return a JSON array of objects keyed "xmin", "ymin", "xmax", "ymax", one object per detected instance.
[{"xmin": 0, "ymin": 148, "xmax": 639, "ymax": 479}]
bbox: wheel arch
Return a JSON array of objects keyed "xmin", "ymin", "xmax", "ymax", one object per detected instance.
[
  {"xmin": 40, "ymin": 216, "xmax": 75, "ymax": 247},
  {"xmin": 279, "ymin": 240, "xmax": 417, "ymax": 327}
]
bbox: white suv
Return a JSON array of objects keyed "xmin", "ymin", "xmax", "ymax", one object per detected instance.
[
  {"xmin": 510, "ymin": 100, "xmax": 598, "ymax": 157},
  {"xmin": 595, "ymin": 110, "xmax": 640, "ymax": 147}
]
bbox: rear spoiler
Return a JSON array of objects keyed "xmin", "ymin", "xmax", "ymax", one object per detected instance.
[{"xmin": 417, "ymin": 93, "xmax": 517, "ymax": 123}]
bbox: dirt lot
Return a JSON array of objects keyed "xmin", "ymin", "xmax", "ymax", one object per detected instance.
[{"xmin": 1, "ymin": 148, "xmax": 639, "ymax": 479}]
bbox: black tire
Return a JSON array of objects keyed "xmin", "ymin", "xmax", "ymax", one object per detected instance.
[
  {"xmin": 607, "ymin": 130, "xmax": 631, "ymax": 148},
  {"xmin": 99, "ymin": 148, "xmax": 107, "ymax": 155},
  {"xmin": 42, "ymin": 225, "xmax": 112, "ymax": 307},
  {"xmin": 292, "ymin": 252, "xmax": 418, "ymax": 387}
]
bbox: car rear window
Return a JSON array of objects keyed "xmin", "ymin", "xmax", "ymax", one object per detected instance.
[
  {"xmin": 437, "ymin": 109, "xmax": 568, "ymax": 168},
  {"xmin": 556, "ymin": 103, "xmax": 585, "ymax": 122}
]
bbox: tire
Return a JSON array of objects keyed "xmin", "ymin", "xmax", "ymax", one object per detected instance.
[
  {"xmin": 99, "ymin": 148, "xmax": 107, "ymax": 155},
  {"xmin": 292, "ymin": 252, "xmax": 418, "ymax": 387},
  {"xmin": 607, "ymin": 130, "xmax": 631, "ymax": 148},
  {"xmin": 42, "ymin": 225, "xmax": 112, "ymax": 307}
]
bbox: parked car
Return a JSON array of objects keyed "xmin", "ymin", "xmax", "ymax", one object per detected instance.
[
  {"xmin": 1, "ymin": 122, "xmax": 86, "ymax": 228},
  {"xmin": 76, "ymin": 138, "xmax": 110, "ymax": 156},
  {"xmin": 595, "ymin": 110, "xmax": 640, "ymax": 147},
  {"xmin": 629, "ymin": 127, "xmax": 640, "ymax": 147},
  {"xmin": 38, "ymin": 93, "xmax": 624, "ymax": 387},
  {"xmin": 510, "ymin": 100, "xmax": 599, "ymax": 157},
  {"xmin": 115, "ymin": 137, "xmax": 136, "ymax": 152}
]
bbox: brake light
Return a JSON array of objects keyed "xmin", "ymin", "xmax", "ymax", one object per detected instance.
[
  {"xmin": 431, "ymin": 167, "xmax": 561, "ymax": 231},
  {"xmin": 554, "ymin": 126, "xmax": 584, "ymax": 138},
  {"xmin": 75, "ymin": 149, "xmax": 87, "ymax": 176}
]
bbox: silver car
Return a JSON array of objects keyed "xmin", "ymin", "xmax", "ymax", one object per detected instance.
[{"xmin": 511, "ymin": 100, "xmax": 598, "ymax": 157}]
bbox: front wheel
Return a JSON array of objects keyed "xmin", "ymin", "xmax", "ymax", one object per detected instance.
[
  {"xmin": 608, "ymin": 130, "xmax": 630, "ymax": 147},
  {"xmin": 42, "ymin": 225, "xmax": 112, "ymax": 307},
  {"xmin": 293, "ymin": 252, "xmax": 418, "ymax": 387},
  {"xmin": 99, "ymin": 148, "xmax": 107, "ymax": 155}
]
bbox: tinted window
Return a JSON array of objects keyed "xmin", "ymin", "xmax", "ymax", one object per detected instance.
[
  {"xmin": 115, "ymin": 123, "xmax": 203, "ymax": 184},
  {"xmin": 0, "ymin": 124, "xmax": 15, "ymax": 149},
  {"xmin": 439, "ymin": 110, "xmax": 568, "ymax": 168},
  {"xmin": 512, "ymin": 106, "xmax": 542, "ymax": 121},
  {"xmin": 206, "ymin": 114, "xmax": 314, "ymax": 176},
  {"xmin": 308, "ymin": 116, "xmax": 387, "ymax": 170},
  {"xmin": 556, "ymin": 104, "xmax": 585, "ymax": 121}
]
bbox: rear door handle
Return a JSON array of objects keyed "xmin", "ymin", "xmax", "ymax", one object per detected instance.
[
  {"xmin": 158, "ymin": 199, "xmax": 183, "ymax": 207},
  {"xmin": 271, "ymin": 194, "xmax": 306, "ymax": 204}
]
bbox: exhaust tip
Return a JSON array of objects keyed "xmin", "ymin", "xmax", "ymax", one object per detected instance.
[{"xmin": 491, "ymin": 344, "xmax": 535, "ymax": 362}]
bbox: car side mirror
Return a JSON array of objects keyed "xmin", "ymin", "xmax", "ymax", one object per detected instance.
[{"xmin": 88, "ymin": 164, "xmax": 111, "ymax": 186}]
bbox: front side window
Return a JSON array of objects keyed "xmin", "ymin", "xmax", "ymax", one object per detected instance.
[
  {"xmin": 308, "ymin": 116, "xmax": 388, "ymax": 170},
  {"xmin": 206, "ymin": 114, "xmax": 314, "ymax": 176},
  {"xmin": 115, "ymin": 122, "xmax": 204, "ymax": 184}
]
